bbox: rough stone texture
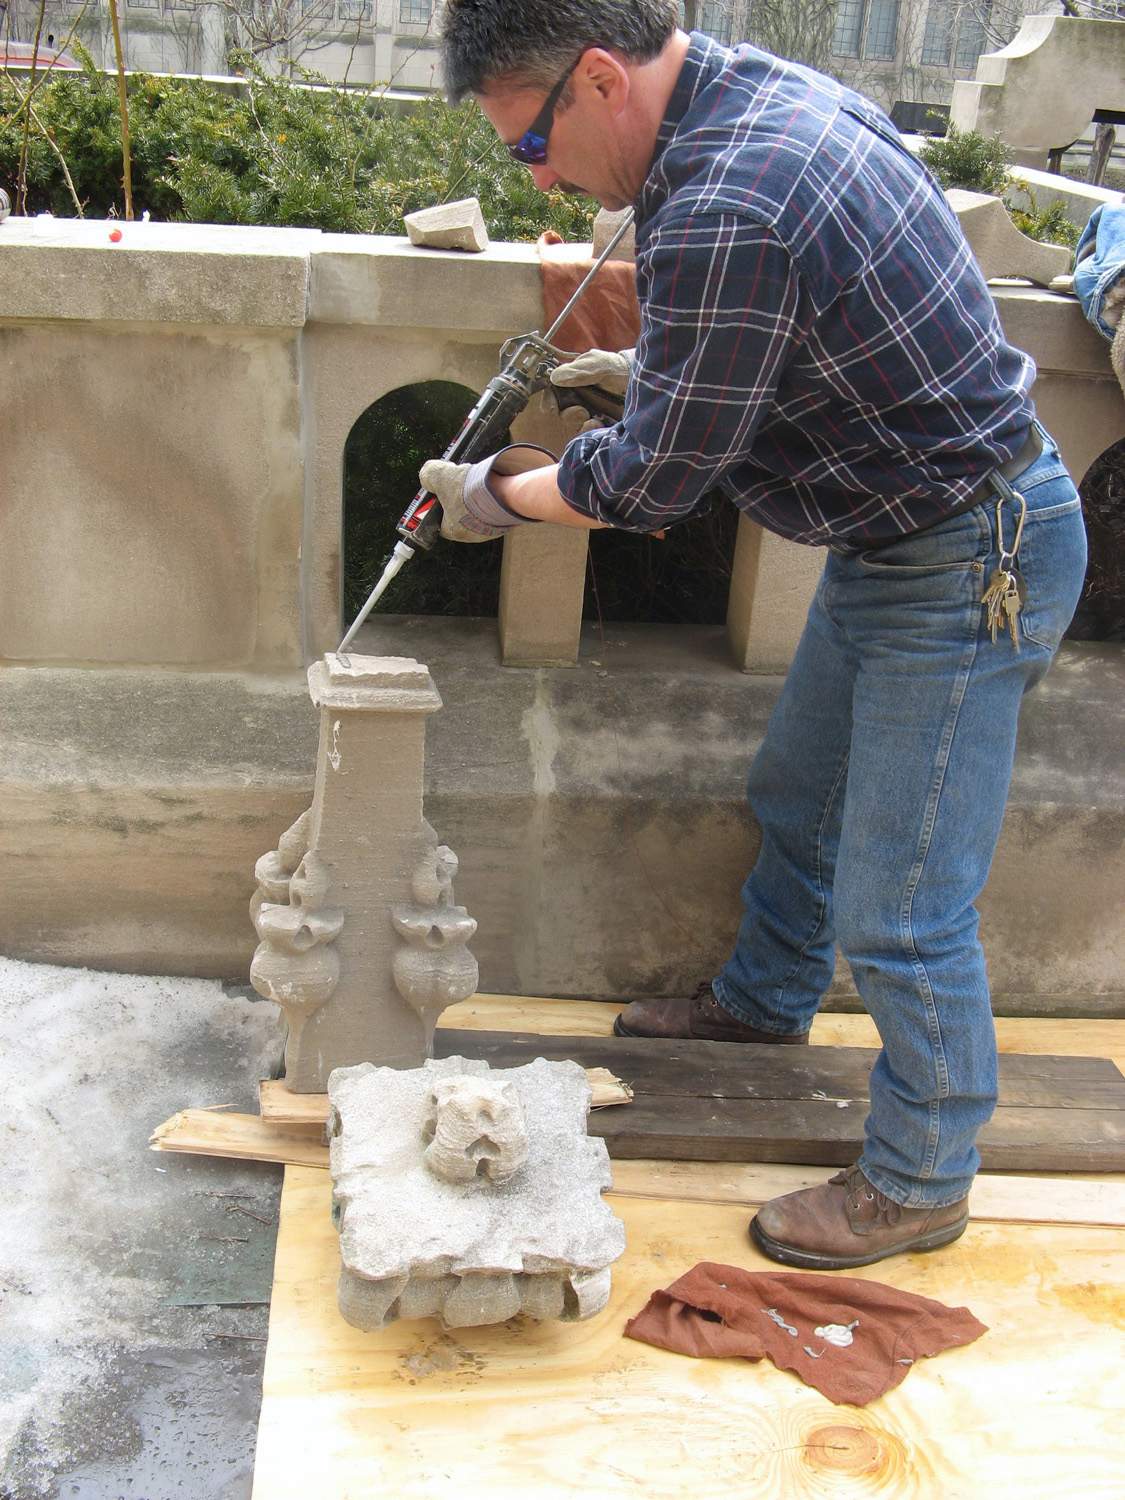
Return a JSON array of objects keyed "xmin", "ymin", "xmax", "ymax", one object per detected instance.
[
  {"xmin": 995, "ymin": 287, "xmax": 1124, "ymax": 488},
  {"xmin": 249, "ymin": 654, "xmax": 478, "ymax": 1090},
  {"xmin": 404, "ymin": 197, "xmax": 489, "ymax": 253},
  {"xmin": 2, "ymin": 631, "xmax": 1123, "ymax": 1015},
  {"xmin": 500, "ymin": 390, "xmax": 589, "ymax": 666},
  {"xmin": 327, "ymin": 1055, "xmax": 625, "ymax": 1330},
  {"xmin": 951, "ymin": 15, "xmax": 1125, "ymax": 161},
  {"xmin": 727, "ymin": 516, "xmax": 826, "ymax": 674},
  {"xmin": 592, "ymin": 207, "xmax": 637, "ymax": 262},
  {"xmin": 948, "ymin": 190, "xmax": 1072, "ymax": 287},
  {"xmin": 0, "ymin": 322, "xmax": 304, "ymax": 668},
  {"xmin": 0, "ymin": 217, "xmax": 315, "ymax": 327}
]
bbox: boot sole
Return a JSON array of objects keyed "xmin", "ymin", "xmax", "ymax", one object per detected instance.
[{"xmin": 748, "ymin": 1213, "xmax": 969, "ymax": 1270}]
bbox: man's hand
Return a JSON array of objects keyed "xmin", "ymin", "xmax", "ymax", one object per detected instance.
[
  {"xmin": 419, "ymin": 444, "xmax": 557, "ymax": 544},
  {"xmin": 549, "ymin": 347, "xmax": 633, "ymax": 397}
]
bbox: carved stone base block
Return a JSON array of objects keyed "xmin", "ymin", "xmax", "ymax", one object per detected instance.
[
  {"xmin": 328, "ymin": 1056, "xmax": 626, "ymax": 1331},
  {"xmin": 249, "ymin": 655, "xmax": 478, "ymax": 1090}
]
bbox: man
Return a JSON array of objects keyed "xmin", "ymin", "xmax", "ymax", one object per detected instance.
[{"xmin": 421, "ymin": 1, "xmax": 1087, "ymax": 1269}]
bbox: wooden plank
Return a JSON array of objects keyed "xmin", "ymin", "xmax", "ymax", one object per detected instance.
[
  {"xmin": 607, "ymin": 1160, "xmax": 1125, "ymax": 1230},
  {"xmin": 584, "ymin": 1093, "xmax": 1125, "ymax": 1171},
  {"xmin": 435, "ymin": 1028, "xmax": 1125, "ymax": 1108},
  {"xmin": 150, "ymin": 1110, "xmax": 328, "ymax": 1168},
  {"xmin": 252, "ymin": 1165, "xmax": 1125, "ymax": 1499},
  {"xmin": 444, "ymin": 997, "xmax": 1125, "ymax": 1074},
  {"xmin": 258, "ymin": 1067, "xmax": 632, "ymax": 1124},
  {"xmin": 153, "ymin": 1111, "xmax": 1125, "ymax": 1229}
]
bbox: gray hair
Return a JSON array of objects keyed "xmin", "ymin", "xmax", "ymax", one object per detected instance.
[{"xmin": 440, "ymin": 0, "xmax": 680, "ymax": 102}]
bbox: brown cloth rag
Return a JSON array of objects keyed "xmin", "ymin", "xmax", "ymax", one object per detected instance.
[
  {"xmin": 538, "ymin": 232, "xmax": 640, "ymax": 355},
  {"xmin": 624, "ymin": 1262, "xmax": 987, "ymax": 1407}
]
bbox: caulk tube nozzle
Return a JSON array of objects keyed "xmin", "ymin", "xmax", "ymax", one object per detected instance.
[{"xmin": 337, "ymin": 539, "xmax": 416, "ymax": 655}]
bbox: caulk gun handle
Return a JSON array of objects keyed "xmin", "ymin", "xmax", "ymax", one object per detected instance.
[{"xmin": 553, "ymin": 384, "xmax": 626, "ymax": 422}]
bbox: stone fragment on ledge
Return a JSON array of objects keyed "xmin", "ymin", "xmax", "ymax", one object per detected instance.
[
  {"xmin": 328, "ymin": 1055, "xmax": 626, "ymax": 1330},
  {"xmin": 404, "ymin": 197, "xmax": 490, "ymax": 252}
]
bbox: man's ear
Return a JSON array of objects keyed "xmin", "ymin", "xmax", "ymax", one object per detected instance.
[{"xmin": 576, "ymin": 47, "xmax": 630, "ymax": 112}]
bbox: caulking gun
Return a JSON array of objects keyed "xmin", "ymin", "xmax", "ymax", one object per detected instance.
[{"xmin": 337, "ymin": 209, "xmax": 634, "ymax": 654}]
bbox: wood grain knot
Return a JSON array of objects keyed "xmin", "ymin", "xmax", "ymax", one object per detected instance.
[{"xmin": 804, "ymin": 1425, "xmax": 882, "ymax": 1475}]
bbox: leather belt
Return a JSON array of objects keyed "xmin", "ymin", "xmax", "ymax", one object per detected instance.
[{"xmin": 855, "ymin": 425, "xmax": 1044, "ymax": 552}]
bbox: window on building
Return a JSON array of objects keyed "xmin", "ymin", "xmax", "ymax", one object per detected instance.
[
  {"xmin": 832, "ymin": 0, "xmax": 899, "ymax": 61},
  {"xmin": 863, "ymin": 0, "xmax": 898, "ymax": 60},
  {"xmin": 831, "ymin": 0, "xmax": 865, "ymax": 56},
  {"xmin": 921, "ymin": 0, "xmax": 952, "ymax": 65},
  {"xmin": 398, "ymin": 0, "xmax": 432, "ymax": 23},
  {"xmin": 339, "ymin": 0, "xmax": 371, "ymax": 18},
  {"xmin": 953, "ymin": 5, "xmax": 989, "ymax": 69},
  {"xmin": 700, "ymin": 1, "xmax": 732, "ymax": 45},
  {"xmin": 922, "ymin": 0, "xmax": 991, "ymax": 70}
]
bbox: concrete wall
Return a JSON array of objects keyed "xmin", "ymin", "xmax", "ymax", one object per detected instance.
[{"xmin": 1, "ymin": 216, "xmax": 1122, "ymax": 1009}]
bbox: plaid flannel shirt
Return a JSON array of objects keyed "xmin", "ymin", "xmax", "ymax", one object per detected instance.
[{"xmin": 557, "ymin": 34, "xmax": 1037, "ymax": 546}]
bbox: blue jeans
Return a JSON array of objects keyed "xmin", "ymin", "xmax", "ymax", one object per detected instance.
[{"xmin": 714, "ymin": 428, "xmax": 1087, "ymax": 1207}]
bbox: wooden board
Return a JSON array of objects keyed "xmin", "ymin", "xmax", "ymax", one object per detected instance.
[
  {"xmin": 252, "ymin": 1165, "xmax": 1125, "ymax": 1499},
  {"xmin": 150, "ymin": 1109, "xmax": 327, "ymax": 1167},
  {"xmin": 443, "ymin": 997, "xmax": 1125, "ymax": 1074},
  {"xmin": 428, "ymin": 1029, "xmax": 1125, "ymax": 1171},
  {"xmin": 152, "ymin": 1108, "xmax": 1125, "ymax": 1228},
  {"xmin": 258, "ymin": 1067, "xmax": 632, "ymax": 1123}
]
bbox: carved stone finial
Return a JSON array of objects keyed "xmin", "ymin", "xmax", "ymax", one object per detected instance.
[
  {"xmin": 421, "ymin": 1076, "xmax": 528, "ymax": 1186},
  {"xmin": 248, "ymin": 655, "xmax": 477, "ymax": 1091}
]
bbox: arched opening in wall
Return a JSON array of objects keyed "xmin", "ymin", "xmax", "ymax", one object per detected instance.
[
  {"xmin": 1069, "ymin": 436, "xmax": 1125, "ymax": 642},
  {"xmin": 343, "ymin": 381, "xmax": 507, "ymax": 621},
  {"xmin": 583, "ymin": 495, "xmax": 739, "ymax": 626}
]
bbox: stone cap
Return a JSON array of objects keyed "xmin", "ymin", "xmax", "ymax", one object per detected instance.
[
  {"xmin": 328, "ymin": 1056, "xmax": 624, "ymax": 1280},
  {"xmin": 307, "ymin": 653, "xmax": 442, "ymax": 713}
]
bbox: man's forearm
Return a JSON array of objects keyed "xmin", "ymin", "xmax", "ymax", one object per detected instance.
[{"xmin": 490, "ymin": 465, "xmax": 607, "ymax": 530}]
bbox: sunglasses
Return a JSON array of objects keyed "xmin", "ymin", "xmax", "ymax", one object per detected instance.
[{"xmin": 506, "ymin": 54, "xmax": 583, "ymax": 165}]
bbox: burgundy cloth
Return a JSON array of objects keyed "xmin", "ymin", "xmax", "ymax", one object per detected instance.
[
  {"xmin": 624, "ymin": 1262, "xmax": 987, "ymax": 1407},
  {"xmin": 538, "ymin": 232, "xmax": 640, "ymax": 356}
]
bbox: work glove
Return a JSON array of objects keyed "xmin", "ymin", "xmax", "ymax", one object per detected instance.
[
  {"xmin": 549, "ymin": 347, "xmax": 633, "ymax": 397},
  {"xmin": 419, "ymin": 443, "xmax": 557, "ymax": 544}
]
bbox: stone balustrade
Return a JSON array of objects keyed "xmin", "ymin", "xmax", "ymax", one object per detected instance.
[{"xmin": 2, "ymin": 214, "xmax": 1119, "ymax": 681}]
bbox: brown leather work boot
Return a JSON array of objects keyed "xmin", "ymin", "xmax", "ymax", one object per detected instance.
[
  {"xmin": 614, "ymin": 982, "xmax": 810, "ymax": 1044},
  {"xmin": 750, "ymin": 1163, "xmax": 970, "ymax": 1270}
]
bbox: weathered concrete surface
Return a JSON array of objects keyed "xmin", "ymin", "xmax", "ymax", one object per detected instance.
[
  {"xmin": 329, "ymin": 1055, "xmax": 624, "ymax": 1330},
  {"xmin": 0, "ymin": 322, "xmax": 304, "ymax": 668},
  {"xmin": 0, "ymin": 957, "xmax": 285, "ymax": 1500},
  {"xmin": 948, "ymin": 190, "xmax": 1072, "ymax": 287},
  {"xmin": 2, "ymin": 628, "xmax": 1122, "ymax": 1016}
]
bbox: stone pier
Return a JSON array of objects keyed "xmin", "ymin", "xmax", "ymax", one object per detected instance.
[{"xmin": 249, "ymin": 654, "xmax": 478, "ymax": 1091}]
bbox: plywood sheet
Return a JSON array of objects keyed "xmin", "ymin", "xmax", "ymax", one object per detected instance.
[{"xmin": 252, "ymin": 1166, "xmax": 1125, "ymax": 1500}]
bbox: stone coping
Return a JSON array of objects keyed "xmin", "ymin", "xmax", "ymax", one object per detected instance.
[{"xmin": 0, "ymin": 216, "xmax": 544, "ymax": 331}]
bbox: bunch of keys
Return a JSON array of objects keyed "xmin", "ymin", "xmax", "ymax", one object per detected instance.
[{"xmin": 981, "ymin": 486, "xmax": 1029, "ymax": 649}]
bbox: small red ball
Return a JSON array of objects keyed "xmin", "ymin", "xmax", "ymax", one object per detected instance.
[{"xmin": 109, "ymin": 227, "xmax": 123, "ymax": 242}]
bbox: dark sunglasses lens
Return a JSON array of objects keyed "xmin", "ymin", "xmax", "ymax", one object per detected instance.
[{"xmin": 508, "ymin": 131, "xmax": 548, "ymax": 165}]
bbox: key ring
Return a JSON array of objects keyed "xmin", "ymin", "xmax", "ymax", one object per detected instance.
[{"xmin": 991, "ymin": 474, "xmax": 1028, "ymax": 573}]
